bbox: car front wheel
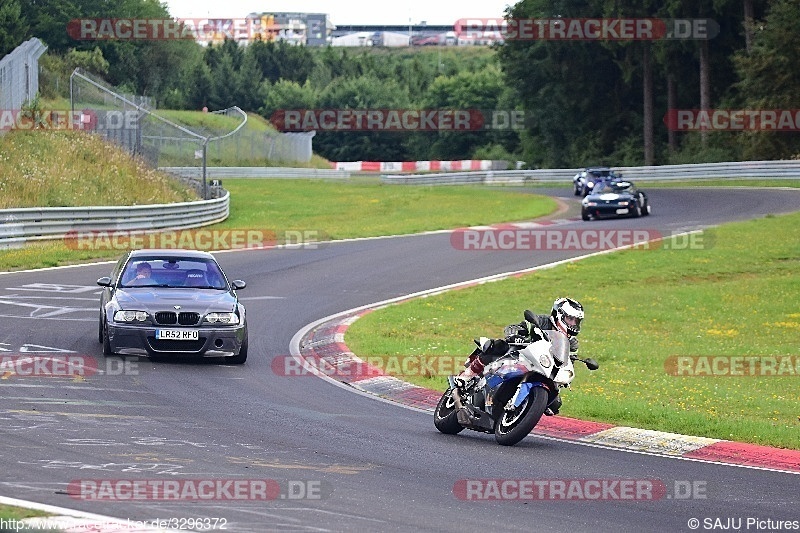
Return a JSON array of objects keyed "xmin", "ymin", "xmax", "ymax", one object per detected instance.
[
  {"xmin": 225, "ymin": 330, "xmax": 248, "ymax": 365},
  {"xmin": 102, "ymin": 319, "xmax": 113, "ymax": 356}
]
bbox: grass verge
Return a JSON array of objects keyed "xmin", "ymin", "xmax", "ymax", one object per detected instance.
[
  {"xmin": 0, "ymin": 504, "xmax": 55, "ymax": 531},
  {"xmin": 0, "ymin": 179, "xmax": 557, "ymax": 271},
  {"xmin": 0, "ymin": 130, "xmax": 197, "ymax": 209},
  {"xmin": 215, "ymin": 179, "xmax": 558, "ymax": 239},
  {"xmin": 345, "ymin": 212, "xmax": 800, "ymax": 450}
]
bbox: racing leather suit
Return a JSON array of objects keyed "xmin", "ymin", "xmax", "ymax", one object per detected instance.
[{"xmin": 462, "ymin": 313, "xmax": 579, "ymax": 415}]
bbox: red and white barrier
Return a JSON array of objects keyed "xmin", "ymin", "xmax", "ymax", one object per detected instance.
[{"xmin": 332, "ymin": 160, "xmax": 499, "ymax": 173}]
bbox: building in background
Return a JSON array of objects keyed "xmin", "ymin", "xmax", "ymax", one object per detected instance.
[
  {"xmin": 191, "ymin": 13, "xmax": 498, "ymax": 47},
  {"xmin": 194, "ymin": 13, "xmax": 334, "ymax": 46}
]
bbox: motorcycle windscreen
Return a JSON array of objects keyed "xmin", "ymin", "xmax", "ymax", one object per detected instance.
[{"xmin": 547, "ymin": 330, "xmax": 570, "ymax": 365}]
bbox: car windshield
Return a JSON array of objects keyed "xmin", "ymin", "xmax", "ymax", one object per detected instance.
[
  {"xmin": 587, "ymin": 169, "xmax": 612, "ymax": 177},
  {"xmin": 119, "ymin": 257, "xmax": 228, "ymax": 289},
  {"xmin": 593, "ymin": 181, "xmax": 633, "ymax": 194}
]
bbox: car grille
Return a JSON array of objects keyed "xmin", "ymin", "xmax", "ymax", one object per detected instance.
[
  {"xmin": 154, "ymin": 311, "xmax": 200, "ymax": 326},
  {"xmin": 148, "ymin": 337, "xmax": 206, "ymax": 352}
]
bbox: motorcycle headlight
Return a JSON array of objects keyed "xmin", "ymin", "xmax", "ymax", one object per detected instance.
[
  {"xmin": 539, "ymin": 354, "xmax": 552, "ymax": 368},
  {"xmin": 587, "ymin": 181, "xmax": 594, "ymax": 187},
  {"xmin": 204, "ymin": 312, "xmax": 239, "ymax": 325},
  {"xmin": 114, "ymin": 310, "xmax": 148, "ymax": 322}
]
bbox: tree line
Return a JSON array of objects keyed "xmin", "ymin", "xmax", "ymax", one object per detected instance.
[{"xmin": 2, "ymin": 0, "xmax": 799, "ymax": 165}]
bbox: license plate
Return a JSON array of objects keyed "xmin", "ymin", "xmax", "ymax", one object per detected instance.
[
  {"xmin": 616, "ymin": 208, "xmax": 630, "ymax": 214},
  {"xmin": 156, "ymin": 329, "xmax": 198, "ymax": 340}
]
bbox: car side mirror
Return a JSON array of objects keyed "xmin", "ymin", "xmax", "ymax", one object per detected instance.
[
  {"xmin": 96, "ymin": 277, "xmax": 112, "ymax": 287},
  {"xmin": 231, "ymin": 280, "xmax": 246, "ymax": 290}
]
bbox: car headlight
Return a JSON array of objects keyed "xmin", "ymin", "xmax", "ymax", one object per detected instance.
[
  {"xmin": 114, "ymin": 310, "xmax": 148, "ymax": 322},
  {"xmin": 585, "ymin": 201, "xmax": 597, "ymax": 206},
  {"xmin": 204, "ymin": 312, "xmax": 239, "ymax": 325}
]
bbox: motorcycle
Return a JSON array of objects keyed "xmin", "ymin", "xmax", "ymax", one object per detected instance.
[{"xmin": 434, "ymin": 310, "xmax": 599, "ymax": 446}]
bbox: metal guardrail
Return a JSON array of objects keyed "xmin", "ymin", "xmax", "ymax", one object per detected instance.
[
  {"xmin": 160, "ymin": 167, "xmax": 351, "ymax": 179},
  {"xmin": 0, "ymin": 192, "xmax": 230, "ymax": 247},
  {"xmin": 381, "ymin": 160, "xmax": 800, "ymax": 185}
]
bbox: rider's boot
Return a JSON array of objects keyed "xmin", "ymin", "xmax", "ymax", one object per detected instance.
[{"xmin": 453, "ymin": 357, "xmax": 484, "ymax": 388}]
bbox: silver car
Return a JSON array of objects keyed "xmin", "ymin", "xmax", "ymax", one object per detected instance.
[{"xmin": 97, "ymin": 249, "xmax": 248, "ymax": 363}]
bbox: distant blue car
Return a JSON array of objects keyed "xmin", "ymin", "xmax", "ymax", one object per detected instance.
[{"xmin": 573, "ymin": 166, "xmax": 622, "ymax": 196}]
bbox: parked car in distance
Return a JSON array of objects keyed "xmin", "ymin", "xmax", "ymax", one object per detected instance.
[{"xmin": 97, "ymin": 249, "xmax": 248, "ymax": 363}]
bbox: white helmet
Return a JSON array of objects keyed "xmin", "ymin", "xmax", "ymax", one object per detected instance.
[{"xmin": 551, "ymin": 297, "xmax": 584, "ymax": 337}]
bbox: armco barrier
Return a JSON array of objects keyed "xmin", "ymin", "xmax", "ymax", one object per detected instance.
[
  {"xmin": 381, "ymin": 160, "xmax": 800, "ymax": 185},
  {"xmin": 0, "ymin": 192, "xmax": 229, "ymax": 247},
  {"xmin": 160, "ymin": 167, "xmax": 351, "ymax": 179},
  {"xmin": 335, "ymin": 160, "xmax": 508, "ymax": 173}
]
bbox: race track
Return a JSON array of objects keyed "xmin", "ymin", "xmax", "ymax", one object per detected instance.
[{"xmin": 0, "ymin": 187, "xmax": 798, "ymax": 532}]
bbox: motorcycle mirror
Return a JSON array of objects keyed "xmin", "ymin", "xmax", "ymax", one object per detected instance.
[
  {"xmin": 523, "ymin": 309, "xmax": 536, "ymax": 323},
  {"xmin": 584, "ymin": 358, "xmax": 600, "ymax": 371}
]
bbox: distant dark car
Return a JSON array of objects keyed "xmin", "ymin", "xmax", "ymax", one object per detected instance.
[
  {"xmin": 97, "ymin": 249, "xmax": 248, "ymax": 363},
  {"xmin": 573, "ymin": 166, "xmax": 622, "ymax": 196},
  {"xmin": 581, "ymin": 180, "xmax": 651, "ymax": 220}
]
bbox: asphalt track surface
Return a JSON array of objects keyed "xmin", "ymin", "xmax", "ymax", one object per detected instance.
[{"xmin": 0, "ymin": 187, "xmax": 798, "ymax": 532}]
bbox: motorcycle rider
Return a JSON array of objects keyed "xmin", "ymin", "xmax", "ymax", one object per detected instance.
[{"xmin": 454, "ymin": 297, "xmax": 584, "ymax": 416}]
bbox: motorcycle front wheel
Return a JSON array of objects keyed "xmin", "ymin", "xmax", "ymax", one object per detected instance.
[
  {"xmin": 494, "ymin": 386, "xmax": 548, "ymax": 446},
  {"xmin": 434, "ymin": 388, "xmax": 465, "ymax": 435}
]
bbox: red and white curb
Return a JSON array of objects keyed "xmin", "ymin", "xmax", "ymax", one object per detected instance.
[{"xmin": 296, "ymin": 311, "xmax": 800, "ymax": 475}]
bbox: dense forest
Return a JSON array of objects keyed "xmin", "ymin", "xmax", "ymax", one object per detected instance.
[{"xmin": 2, "ymin": 0, "xmax": 799, "ymax": 165}]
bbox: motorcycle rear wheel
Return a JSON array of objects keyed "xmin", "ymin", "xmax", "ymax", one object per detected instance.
[
  {"xmin": 434, "ymin": 388, "xmax": 465, "ymax": 435},
  {"xmin": 494, "ymin": 386, "xmax": 548, "ymax": 446}
]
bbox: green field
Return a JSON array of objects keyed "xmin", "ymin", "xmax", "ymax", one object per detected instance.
[
  {"xmin": 345, "ymin": 212, "xmax": 800, "ymax": 450},
  {"xmin": 216, "ymin": 179, "xmax": 558, "ymax": 239},
  {"xmin": 0, "ymin": 178, "xmax": 557, "ymax": 271}
]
